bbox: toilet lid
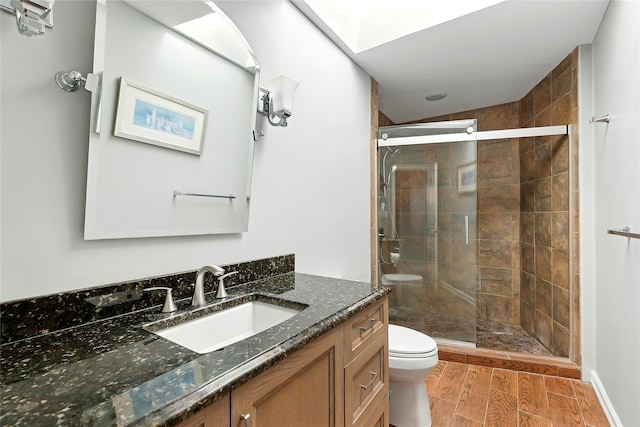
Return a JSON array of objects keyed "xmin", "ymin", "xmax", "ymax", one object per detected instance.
[{"xmin": 389, "ymin": 324, "xmax": 438, "ymax": 358}]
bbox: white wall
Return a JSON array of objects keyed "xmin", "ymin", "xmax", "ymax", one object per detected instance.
[
  {"xmin": 583, "ymin": 1, "xmax": 640, "ymax": 425},
  {"xmin": 0, "ymin": 1, "xmax": 372, "ymax": 302}
]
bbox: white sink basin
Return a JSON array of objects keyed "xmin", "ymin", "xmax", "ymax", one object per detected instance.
[{"xmin": 146, "ymin": 300, "xmax": 303, "ymax": 354}]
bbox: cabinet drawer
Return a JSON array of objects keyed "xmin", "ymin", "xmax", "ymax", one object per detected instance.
[
  {"xmin": 345, "ymin": 332, "xmax": 388, "ymax": 427},
  {"xmin": 359, "ymin": 391, "xmax": 389, "ymax": 427},
  {"xmin": 344, "ymin": 297, "xmax": 387, "ymax": 361}
]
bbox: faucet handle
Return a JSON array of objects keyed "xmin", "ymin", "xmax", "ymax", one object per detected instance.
[
  {"xmin": 216, "ymin": 271, "xmax": 239, "ymax": 299},
  {"xmin": 143, "ymin": 287, "xmax": 177, "ymax": 313}
]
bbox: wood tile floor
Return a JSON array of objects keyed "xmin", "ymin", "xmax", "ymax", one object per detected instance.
[{"xmin": 425, "ymin": 361, "xmax": 610, "ymax": 427}]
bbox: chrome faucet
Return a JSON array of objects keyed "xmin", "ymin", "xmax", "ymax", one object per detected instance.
[{"xmin": 192, "ymin": 265, "xmax": 225, "ymax": 306}]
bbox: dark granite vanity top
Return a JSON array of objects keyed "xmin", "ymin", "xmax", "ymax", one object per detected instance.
[{"xmin": 1, "ymin": 272, "xmax": 388, "ymax": 426}]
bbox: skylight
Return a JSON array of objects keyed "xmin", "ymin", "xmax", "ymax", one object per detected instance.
[{"xmin": 297, "ymin": 0, "xmax": 506, "ymax": 53}]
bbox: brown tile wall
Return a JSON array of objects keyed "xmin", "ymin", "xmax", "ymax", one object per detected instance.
[
  {"xmin": 404, "ymin": 103, "xmax": 523, "ymax": 326},
  {"xmin": 429, "ymin": 141, "xmax": 477, "ymax": 298},
  {"xmin": 454, "ymin": 106, "xmax": 521, "ymax": 327},
  {"xmin": 519, "ymin": 50, "xmax": 578, "ymax": 358}
]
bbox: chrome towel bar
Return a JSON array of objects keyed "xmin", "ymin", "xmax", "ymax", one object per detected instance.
[
  {"xmin": 607, "ymin": 227, "xmax": 639, "ymax": 240},
  {"xmin": 173, "ymin": 190, "xmax": 235, "ymax": 200}
]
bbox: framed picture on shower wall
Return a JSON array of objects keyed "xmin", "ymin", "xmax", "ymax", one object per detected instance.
[
  {"xmin": 457, "ymin": 161, "xmax": 477, "ymax": 193},
  {"xmin": 114, "ymin": 78, "xmax": 208, "ymax": 155}
]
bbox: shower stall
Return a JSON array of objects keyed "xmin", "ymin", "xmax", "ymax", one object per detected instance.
[{"xmin": 377, "ymin": 119, "xmax": 573, "ymax": 357}]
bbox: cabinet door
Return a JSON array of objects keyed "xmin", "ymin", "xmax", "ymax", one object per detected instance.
[
  {"xmin": 177, "ymin": 393, "xmax": 230, "ymax": 427},
  {"xmin": 231, "ymin": 327, "xmax": 344, "ymax": 427},
  {"xmin": 345, "ymin": 332, "xmax": 388, "ymax": 427}
]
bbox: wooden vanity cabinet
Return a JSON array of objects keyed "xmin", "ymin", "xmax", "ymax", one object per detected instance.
[
  {"xmin": 177, "ymin": 296, "xmax": 388, "ymax": 427},
  {"xmin": 231, "ymin": 325, "xmax": 344, "ymax": 427},
  {"xmin": 343, "ymin": 297, "xmax": 389, "ymax": 427},
  {"xmin": 359, "ymin": 394, "xmax": 389, "ymax": 427},
  {"xmin": 176, "ymin": 394, "xmax": 230, "ymax": 427}
]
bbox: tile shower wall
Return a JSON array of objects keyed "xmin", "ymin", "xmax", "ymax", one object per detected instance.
[
  {"xmin": 405, "ymin": 103, "xmax": 523, "ymax": 327},
  {"xmin": 386, "ymin": 49, "xmax": 579, "ymax": 359},
  {"xmin": 455, "ymin": 105, "xmax": 521, "ymax": 326},
  {"xmin": 519, "ymin": 50, "xmax": 577, "ymax": 357}
]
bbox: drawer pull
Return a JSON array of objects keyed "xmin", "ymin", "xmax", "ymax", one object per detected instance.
[
  {"xmin": 359, "ymin": 319, "xmax": 377, "ymax": 336},
  {"xmin": 240, "ymin": 413, "xmax": 251, "ymax": 427},
  {"xmin": 360, "ymin": 371, "xmax": 378, "ymax": 390}
]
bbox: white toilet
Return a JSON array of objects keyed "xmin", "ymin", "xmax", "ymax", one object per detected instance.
[{"xmin": 388, "ymin": 324, "xmax": 439, "ymax": 427}]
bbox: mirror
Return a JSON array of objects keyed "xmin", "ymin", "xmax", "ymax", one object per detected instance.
[{"xmin": 84, "ymin": 0, "xmax": 259, "ymax": 239}]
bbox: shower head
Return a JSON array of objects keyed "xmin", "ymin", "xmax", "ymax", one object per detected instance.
[
  {"xmin": 381, "ymin": 148, "xmax": 400, "ymax": 186},
  {"xmin": 386, "ymin": 164, "xmax": 397, "ymax": 190}
]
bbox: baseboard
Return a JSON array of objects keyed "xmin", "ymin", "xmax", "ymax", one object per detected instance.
[{"xmin": 590, "ymin": 370, "xmax": 623, "ymax": 426}]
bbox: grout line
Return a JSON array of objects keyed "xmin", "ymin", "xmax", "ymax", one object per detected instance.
[
  {"xmin": 483, "ymin": 367, "xmax": 496, "ymax": 426},
  {"xmin": 544, "ymin": 375, "xmax": 552, "ymax": 425},
  {"xmin": 431, "ymin": 361, "xmax": 446, "ymax": 397},
  {"xmin": 569, "ymin": 379, "xmax": 589, "ymax": 426},
  {"xmin": 516, "ymin": 371, "xmax": 521, "ymax": 427},
  {"xmin": 452, "ymin": 363, "xmax": 470, "ymax": 418},
  {"xmin": 451, "ymin": 364, "xmax": 465, "ymax": 415}
]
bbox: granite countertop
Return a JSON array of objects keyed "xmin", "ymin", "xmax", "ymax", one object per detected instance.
[{"xmin": 1, "ymin": 272, "xmax": 388, "ymax": 426}]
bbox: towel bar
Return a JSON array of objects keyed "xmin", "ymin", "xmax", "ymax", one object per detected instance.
[
  {"xmin": 589, "ymin": 114, "xmax": 610, "ymax": 124},
  {"xmin": 607, "ymin": 227, "xmax": 640, "ymax": 240},
  {"xmin": 173, "ymin": 190, "xmax": 235, "ymax": 200}
]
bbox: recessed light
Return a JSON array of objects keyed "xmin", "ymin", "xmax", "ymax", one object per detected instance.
[{"xmin": 425, "ymin": 92, "xmax": 447, "ymax": 101}]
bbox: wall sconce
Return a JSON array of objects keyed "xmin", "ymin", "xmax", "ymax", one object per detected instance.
[
  {"xmin": 258, "ymin": 76, "xmax": 299, "ymax": 128},
  {"xmin": 0, "ymin": 0, "xmax": 55, "ymax": 36}
]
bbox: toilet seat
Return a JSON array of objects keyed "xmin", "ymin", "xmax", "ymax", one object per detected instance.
[{"xmin": 389, "ymin": 324, "xmax": 438, "ymax": 358}]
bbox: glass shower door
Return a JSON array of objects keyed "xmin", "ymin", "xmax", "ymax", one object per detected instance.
[{"xmin": 378, "ymin": 120, "xmax": 478, "ymax": 345}]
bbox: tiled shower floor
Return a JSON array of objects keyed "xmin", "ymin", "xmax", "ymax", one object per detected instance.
[
  {"xmin": 388, "ymin": 280, "xmax": 553, "ymax": 356},
  {"xmin": 476, "ymin": 320, "xmax": 551, "ymax": 355},
  {"xmin": 390, "ymin": 307, "xmax": 551, "ymax": 355}
]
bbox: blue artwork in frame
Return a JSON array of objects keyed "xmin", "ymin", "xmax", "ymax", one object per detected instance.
[
  {"xmin": 458, "ymin": 161, "xmax": 477, "ymax": 193},
  {"xmin": 114, "ymin": 78, "xmax": 208, "ymax": 155},
  {"xmin": 132, "ymin": 99, "xmax": 196, "ymax": 140}
]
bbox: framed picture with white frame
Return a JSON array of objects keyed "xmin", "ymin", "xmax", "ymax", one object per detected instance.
[{"xmin": 114, "ymin": 78, "xmax": 208, "ymax": 155}]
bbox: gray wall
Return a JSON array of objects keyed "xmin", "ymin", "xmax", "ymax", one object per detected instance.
[
  {"xmin": 583, "ymin": 1, "xmax": 640, "ymax": 425},
  {"xmin": 0, "ymin": 1, "xmax": 372, "ymax": 301}
]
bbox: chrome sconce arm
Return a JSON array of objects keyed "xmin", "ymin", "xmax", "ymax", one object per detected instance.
[
  {"xmin": 259, "ymin": 88, "xmax": 291, "ymax": 128},
  {"xmin": 254, "ymin": 75, "xmax": 298, "ymax": 141}
]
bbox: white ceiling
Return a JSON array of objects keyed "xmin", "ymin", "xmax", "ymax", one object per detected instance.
[{"xmin": 293, "ymin": 0, "xmax": 610, "ymax": 123}]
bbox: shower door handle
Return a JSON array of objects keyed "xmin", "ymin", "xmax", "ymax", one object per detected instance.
[{"xmin": 465, "ymin": 216, "xmax": 469, "ymax": 245}]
